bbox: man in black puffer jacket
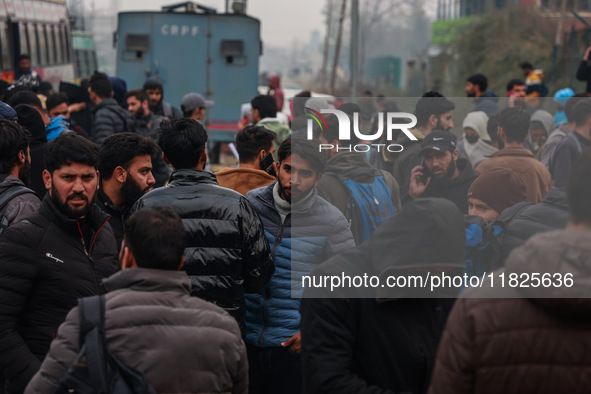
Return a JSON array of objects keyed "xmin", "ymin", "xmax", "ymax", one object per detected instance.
[
  {"xmin": 0, "ymin": 133, "xmax": 118, "ymax": 393},
  {"xmin": 497, "ymin": 186, "xmax": 569, "ymax": 263},
  {"xmin": 88, "ymin": 72, "xmax": 133, "ymax": 145},
  {"xmin": 132, "ymin": 118, "xmax": 274, "ymax": 331}
]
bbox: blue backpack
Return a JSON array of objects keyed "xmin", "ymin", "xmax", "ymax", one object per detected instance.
[{"xmin": 326, "ymin": 168, "xmax": 395, "ymax": 245}]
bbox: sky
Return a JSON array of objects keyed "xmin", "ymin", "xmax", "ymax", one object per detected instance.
[{"xmin": 113, "ymin": 0, "xmax": 326, "ymax": 48}]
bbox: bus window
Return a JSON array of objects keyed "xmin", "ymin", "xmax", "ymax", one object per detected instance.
[
  {"xmin": 19, "ymin": 23, "xmax": 29, "ymax": 59},
  {"xmin": 27, "ymin": 24, "xmax": 39, "ymax": 66},
  {"xmin": 0, "ymin": 22, "xmax": 11, "ymax": 70},
  {"xmin": 46, "ymin": 25, "xmax": 55, "ymax": 64},
  {"xmin": 37, "ymin": 24, "xmax": 47, "ymax": 66},
  {"xmin": 54, "ymin": 25, "xmax": 63, "ymax": 64}
]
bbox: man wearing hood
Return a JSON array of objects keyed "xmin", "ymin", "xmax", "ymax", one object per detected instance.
[
  {"xmin": 408, "ymin": 130, "xmax": 477, "ymax": 213},
  {"xmin": 524, "ymin": 109, "xmax": 554, "ymax": 156},
  {"xmin": 142, "ymin": 78, "xmax": 182, "ymax": 121},
  {"xmin": 458, "ymin": 111, "xmax": 497, "ymax": 169},
  {"xmin": 429, "ymin": 150, "xmax": 591, "ymax": 394},
  {"xmin": 465, "ymin": 74, "xmax": 498, "ymax": 116},
  {"xmin": 301, "ymin": 198, "xmax": 465, "ymax": 394},
  {"xmin": 268, "ymin": 74, "xmax": 284, "ymax": 112}
]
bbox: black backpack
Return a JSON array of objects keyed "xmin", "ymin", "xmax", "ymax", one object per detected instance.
[
  {"xmin": 0, "ymin": 184, "xmax": 36, "ymax": 235},
  {"xmin": 54, "ymin": 295, "xmax": 157, "ymax": 394}
]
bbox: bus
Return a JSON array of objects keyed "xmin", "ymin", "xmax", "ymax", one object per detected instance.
[
  {"xmin": 0, "ymin": 0, "xmax": 74, "ymax": 87},
  {"xmin": 116, "ymin": 1, "xmax": 261, "ymax": 143}
]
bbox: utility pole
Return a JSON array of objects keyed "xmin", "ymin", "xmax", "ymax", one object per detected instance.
[
  {"xmin": 330, "ymin": 0, "xmax": 347, "ymax": 95},
  {"xmin": 320, "ymin": 0, "xmax": 334, "ymax": 90},
  {"xmin": 350, "ymin": 0, "xmax": 359, "ymax": 100},
  {"xmin": 555, "ymin": 0, "xmax": 567, "ymax": 46}
]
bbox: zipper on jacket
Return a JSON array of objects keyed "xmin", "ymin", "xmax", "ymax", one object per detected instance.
[
  {"xmin": 77, "ymin": 218, "xmax": 110, "ymax": 295},
  {"xmin": 259, "ymin": 217, "xmax": 288, "ymax": 346}
]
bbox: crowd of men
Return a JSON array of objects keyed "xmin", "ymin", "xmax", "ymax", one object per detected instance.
[{"xmin": 0, "ymin": 54, "xmax": 591, "ymax": 394}]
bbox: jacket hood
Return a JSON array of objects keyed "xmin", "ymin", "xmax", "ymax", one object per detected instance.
[
  {"xmin": 463, "ymin": 111, "xmax": 490, "ymax": 141},
  {"xmin": 268, "ymin": 75, "xmax": 281, "ymax": 89},
  {"xmin": 543, "ymin": 187, "xmax": 568, "ymax": 210},
  {"xmin": 325, "ymin": 152, "xmax": 372, "ymax": 174},
  {"xmin": 531, "ymin": 109, "xmax": 555, "ymax": 133},
  {"xmin": 103, "ymin": 268, "xmax": 191, "ymax": 294},
  {"xmin": 506, "ymin": 229, "xmax": 591, "ymax": 317},
  {"xmin": 109, "ymin": 76, "xmax": 128, "ymax": 106},
  {"xmin": 365, "ymin": 198, "xmax": 465, "ymax": 281},
  {"xmin": 143, "ymin": 78, "xmax": 163, "ymax": 92}
]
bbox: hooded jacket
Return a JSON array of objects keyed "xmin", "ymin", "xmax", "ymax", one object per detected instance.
[
  {"xmin": 0, "ymin": 195, "xmax": 118, "ymax": 393},
  {"xmin": 0, "ymin": 174, "xmax": 40, "ymax": 226},
  {"xmin": 245, "ymin": 182, "xmax": 355, "ymax": 348},
  {"xmin": 268, "ymin": 75, "xmax": 284, "ymax": 111},
  {"xmin": 524, "ymin": 109, "xmax": 555, "ymax": 155},
  {"xmin": 411, "ymin": 158, "xmax": 477, "ymax": 213},
  {"xmin": 131, "ymin": 169, "xmax": 274, "ymax": 329},
  {"xmin": 301, "ymin": 198, "xmax": 466, "ymax": 394},
  {"xmin": 90, "ymin": 98, "xmax": 133, "ymax": 145},
  {"xmin": 476, "ymin": 147, "xmax": 553, "ymax": 203},
  {"xmin": 25, "ymin": 269, "xmax": 248, "ymax": 394},
  {"xmin": 143, "ymin": 78, "xmax": 182, "ymax": 120},
  {"xmin": 216, "ymin": 167, "xmax": 276, "ymax": 196},
  {"xmin": 458, "ymin": 111, "xmax": 497, "ymax": 168},
  {"xmin": 497, "ymin": 187, "xmax": 569, "ymax": 263},
  {"xmin": 429, "ymin": 228, "xmax": 591, "ymax": 394}
]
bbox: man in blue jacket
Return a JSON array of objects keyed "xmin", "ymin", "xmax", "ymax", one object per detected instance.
[{"xmin": 245, "ymin": 137, "xmax": 355, "ymax": 394}]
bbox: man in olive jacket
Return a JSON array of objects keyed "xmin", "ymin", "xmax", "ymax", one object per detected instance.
[{"xmin": 26, "ymin": 206, "xmax": 248, "ymax": 394}]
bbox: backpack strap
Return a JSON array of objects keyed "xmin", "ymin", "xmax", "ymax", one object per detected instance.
[
  {"xmin": 0, "ymin": 184, "xmax": 36, "ymax": 211},
  {"xmin": 78, "ymin": 295, "xmax": 109, "ymax": 392}
]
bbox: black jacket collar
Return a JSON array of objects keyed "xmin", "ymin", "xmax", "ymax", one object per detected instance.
[
  {"xmin": 40, "ymin": 193, "xmax": 110, "ymax": 235},
  {"xmin": 169, "ymin": 169, "xmax": 219, "ymax": 186}
]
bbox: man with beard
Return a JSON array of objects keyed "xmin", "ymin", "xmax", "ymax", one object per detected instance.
[
  {"xmin": 0, "ymin": 133, "xmax": 118, "ymax": 393},
  {"xmin": 131, "ymin": 118, "xmax": 274, "ymax": 333},
  {"xmin": 477, "ymin": 107, "xmax": 553, "ymax": 203},
  {"xmin": 97, "ymin": 132, "xmax": 158, "ymax": 250},
  {"xmin": 126, "ymin": 89, "xmax": 171, "ymax": 187},
  {"xmin": 408, "ymin": 130, "xmax": 478, "ymax": 213},
  {"xmin": 142, "ymin": 78, "xmax": 182, "ymax": 121},
  {"xmin": 244, "ymin": 137, "xmax": 355, "ymax": 394},
  {"xmin": 506, "ymin": 79, "xmax": 536, "ymax": 115},
  {"xmin": 392, "ymin": 92, "xmax": 456, "ymax": 203},
  {"xmin": 0, "ymin": 120, "xmax": 40, "ymax": 231},
  {"xmin": 465, "ymin": 74, "xmax": 498, "ymax": 116}
]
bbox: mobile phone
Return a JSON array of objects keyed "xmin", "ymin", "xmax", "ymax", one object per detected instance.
[
  {"xmin": 261, "ymin": 152, "xmax": 277, "ymax": 177},
  {"xmin": 419, "ymin": 158, "xmax": 430, "ymax": 184}
]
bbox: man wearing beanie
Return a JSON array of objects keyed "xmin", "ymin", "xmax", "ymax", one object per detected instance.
[
  {"xmin": 467, "ymin": 168, "xmax": 528, "ymax": 222},
  {"xmin": 143, "ymin": 78, "xmax": 182, "ymax": 121},
  {"xmin": 458, "ymin": 111, "xmax": 497, "ymax": 168}
]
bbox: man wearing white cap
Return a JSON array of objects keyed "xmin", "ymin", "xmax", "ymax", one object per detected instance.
[{"xmin": 180, "ymin": 93, "xmax": 215, "ymax": 123}]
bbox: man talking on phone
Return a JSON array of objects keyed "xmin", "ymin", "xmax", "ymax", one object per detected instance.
[
  {"xmin": 216, "ymin": 125, "xmax": 277, "ymax": 195},
  {"xmin": 408, "ymin": 130, "xmax": 477, "ymax": 213}
]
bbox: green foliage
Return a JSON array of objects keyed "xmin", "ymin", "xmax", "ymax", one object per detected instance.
[{"xmin": 451, "ymin": 6, "xmax": 556, "ymax": 96}]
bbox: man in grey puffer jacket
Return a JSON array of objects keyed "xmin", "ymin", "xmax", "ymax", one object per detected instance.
[
  {"xmin": 26, "ymin": 206, "xmax": 248, "ymax": 394},
  {"xmin": 88, "ymin": 72, "xmax": 133, "ymax": 145}
]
